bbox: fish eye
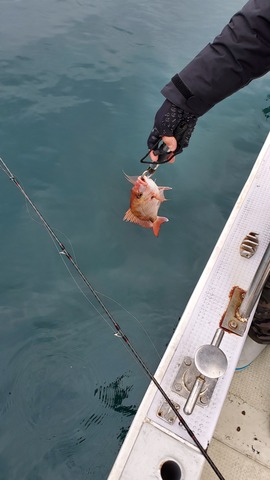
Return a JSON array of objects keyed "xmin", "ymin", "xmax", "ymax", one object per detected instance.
[{"xmin": 136, "ymin": 193, "xmax": 143, "ymax": 199}]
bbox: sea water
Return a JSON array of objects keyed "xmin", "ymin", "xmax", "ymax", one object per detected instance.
[{"xmin": 0, "ymin": 0, "xmax": 269, "ymax": 478}]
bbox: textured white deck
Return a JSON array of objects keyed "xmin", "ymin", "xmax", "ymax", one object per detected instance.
[{"xmin": 201, "ymin": 346, "xmax": 270, "ymax": 480}]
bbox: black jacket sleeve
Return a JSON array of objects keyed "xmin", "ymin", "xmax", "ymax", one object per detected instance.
[{"xmin": 161, "ymin": 0, "xmax": 270, "ymax": 117}]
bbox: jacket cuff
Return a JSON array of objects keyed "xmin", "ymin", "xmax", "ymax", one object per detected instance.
[{"xmin": 161, "ymin": 75, "xmax": 212, "ymax": 117}]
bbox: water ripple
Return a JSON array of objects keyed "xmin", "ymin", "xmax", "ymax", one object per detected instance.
[{"xmin": 8, "ymin": 339, "xmax": 94, "ymax": 434}]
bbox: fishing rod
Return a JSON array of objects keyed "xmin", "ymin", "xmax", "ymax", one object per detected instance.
[{"xmin": 0, "ymin": 157, "xmax": 225, "ymax": 480}]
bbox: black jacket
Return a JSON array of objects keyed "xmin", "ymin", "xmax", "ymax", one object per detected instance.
[{"xmin": 162, "ymin": 0, "xmax": 270, "ymax": 117}]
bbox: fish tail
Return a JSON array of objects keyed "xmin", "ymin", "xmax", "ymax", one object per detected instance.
[{"xmin": 152, "ymin": 216, "xmax": 169, "ymax": 237}]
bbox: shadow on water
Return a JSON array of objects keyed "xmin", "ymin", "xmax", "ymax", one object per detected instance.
[{"xmin": 262, "ymin": 94, "xmax": 270, "ymax": 119}]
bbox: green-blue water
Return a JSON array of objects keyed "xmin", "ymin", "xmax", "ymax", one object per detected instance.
[{"xmin": 0, "ymin": 0, "xmax": 269, "ymax": 478}]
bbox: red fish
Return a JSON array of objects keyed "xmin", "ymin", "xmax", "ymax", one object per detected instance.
[{"xmin": 123, "ymin": 174, "xmax": 171, "ymax": 237}]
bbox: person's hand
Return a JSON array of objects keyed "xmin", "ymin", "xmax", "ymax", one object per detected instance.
[{"xmin": 147, "ymin": 99, "xmax": 197, "ymax": 162}]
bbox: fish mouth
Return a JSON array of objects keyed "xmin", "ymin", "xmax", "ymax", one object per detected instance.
[{"xmin": 139, "ymin": 175, "xmax": 147, "ymax": 184}]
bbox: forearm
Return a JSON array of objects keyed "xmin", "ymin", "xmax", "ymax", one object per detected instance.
[{"xmin": 162, "ymin": 0, "xmax": 270, "ymax": 116}]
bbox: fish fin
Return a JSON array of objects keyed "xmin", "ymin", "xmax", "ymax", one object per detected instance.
[
  {"xmin": 152, "ymin": 192, "xmax": 167, "ymax": 203},
  {"xmin": 151, "ymin": 186, "xmax": 172, "ymax": 203},
  {"xmin": 123, "ymin": 172, "xmax": 139, "ymax": 185},
  {"xmin": 157, "ymin": 186, "xmax": 172, "ymax": 202},
  {"xmin": 152, "ymin": 216, "xmax": 169, "ymax": 237},
  {"xmin": 123, "ymin": 209, "xmax": 152, "ymax": 228},
  {"xmin": 158, "ymin": 186, "xmax": 172, "ymax": 191}
]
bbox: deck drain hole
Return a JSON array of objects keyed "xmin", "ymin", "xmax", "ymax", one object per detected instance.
[{"xmin": 160, "ymin": 460, "xmax": 182, "ymax": 480}]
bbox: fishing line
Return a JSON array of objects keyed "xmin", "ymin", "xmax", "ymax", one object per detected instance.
[
  {"xmin": 16, "ymin": 177, "xmax": 158, "ymax": 372},
  {"xmin": 25, "ymin": 196, "xmax": 159, "ymax": 357},
  {"xmin": 22, "ymin": 188, "xmax": 79, "ymax": 264},
  {"xmin": 49, "ymin": 232, "xmax": 117, "ymax": 336},
  {"xmin": 95, "ymin": 291, "xmax": 162, "ymax": 361},
  {"xmin": 0, "ymin": 157, "xmax": 225, "ymax": 480}
]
